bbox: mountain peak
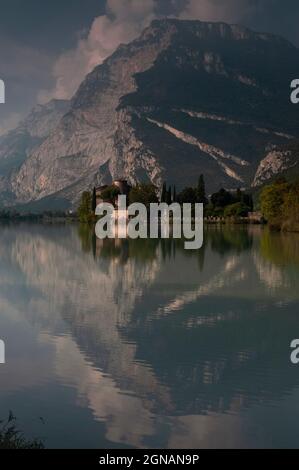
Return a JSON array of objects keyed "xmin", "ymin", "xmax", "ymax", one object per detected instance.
[
  {"xmin": 2, "ymin": 18, "xmax": 299, "ymax": 208},
  {"xmin": 146, "ymin": 18, "xmax": 294, "ymax": 47}
]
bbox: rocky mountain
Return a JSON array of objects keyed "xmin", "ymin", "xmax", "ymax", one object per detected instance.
[
  {"xmin": 253, "ymin": 140, "xmax": 299, "ymax": 187},
  {"xmin": 2, "ymin": 19, "xmax": 299, "ymax": 209},
  {"xmin": 0, "ymin": 99, "xmax": 69, "ymax": 205}
]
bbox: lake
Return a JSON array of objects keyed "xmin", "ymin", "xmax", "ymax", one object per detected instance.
[{"xmin": 0, "ymin": 222, "xmax": 299, "ymax": 449}]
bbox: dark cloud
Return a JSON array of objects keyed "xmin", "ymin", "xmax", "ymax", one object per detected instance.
[{"xmin": 0, "ymin": 0, "xmax": 105, "ymax": 53}]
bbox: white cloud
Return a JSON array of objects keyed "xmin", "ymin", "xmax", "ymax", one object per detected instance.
[{"xmin": 39, "ymin": 0, "xmax": 156, "ymax": 103}]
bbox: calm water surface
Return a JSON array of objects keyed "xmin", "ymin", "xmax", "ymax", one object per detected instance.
[{"xmin": 0, "ymin": 223, "xmax": 299, "ymax": 449}]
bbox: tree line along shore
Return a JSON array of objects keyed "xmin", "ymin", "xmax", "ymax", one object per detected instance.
[{"xmin": 1, "ymin": 175, "xmax": 298, "ymax": 232}]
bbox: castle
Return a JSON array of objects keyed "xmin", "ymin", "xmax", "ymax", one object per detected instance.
[{"xmin": 96, "ymin": 180, "xmax": 131, "ymax": 207}]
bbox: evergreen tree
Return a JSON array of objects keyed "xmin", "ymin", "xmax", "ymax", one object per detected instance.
[
  {"xmin": 92, "ymin": 187, "xmax": 97, "ymax": 212},
  {"xmin": 241, "ymin": 192, "xmax": 254, "ymax": 210},
  {"xmin": 236, "ymin": 188, "xmax": 242, "ymax": 203},
  {"xmin": 173, "ymin": 185, "xmax": 177, "ymax": 203},
  {"xmin": 161, "ymin": 182, "xmax": 167, "ymax": 203},
  {"xmin": 177, "ymin": 187, "xmax": 197, "ymax": 205},
  {"xmin": 166, "ymin": 186, "xmax": 172, "ymax": 205},
  {"xmin": 197, "ymin": 174, "xmax": 207, "ymax": 205}
]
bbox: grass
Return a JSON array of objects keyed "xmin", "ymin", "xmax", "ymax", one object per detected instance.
[{"xmin": 0, "ymin": 412, "xmax": 44, "ymax": 449}]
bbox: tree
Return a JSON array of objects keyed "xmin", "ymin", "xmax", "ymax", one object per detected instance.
[
  {"xmin": 281, "ymin": 180, "xmax": 299, "ymax": 231},
  {"xmin": 166, "ymin": 186, "xmax": 172, "ymax": 205},
  {"xmin": 77, "ymin": 191, "xmax": 93, "ymax": 223},
  {"xmin": 211, "ymin": 188, "xmax": 233, "ymax": 208},
  {"xmin": 100, "ymin": 185, "xmax": 120, "ymax": 203},
  {"xmin": 177, "ymin": 187, "xmax": 197, "ymax": 204},
  {"xmin": 129, "ymin": 183, "xmax": 158, "ymax": 209},
  {"xmin": 241, "ymin": 193, "xmax": 254, "ymax": 210},
  {"xmin": 260, "ymin": 180, "xmax": 289, "ymax": 228},
  {"xmin": 235, "ymin": 188, "xmax": 242, "ymax": 203},
  {"xmin": 92, "ymin": 187, "xmax": 97, "ymax": 212},
  {"xmin": 224, "ymin": 202, "xmax": 251, "ymax": 218},
  {"xmin": 173, "ymin": 185, "xmax": 177, "ymax": 203},
  {"xmin": 161, "ymin": 182, "xmax": 167, "ymax": 203},
  {"xmin": 197, "ymin": 174, "xmax": 207, "ymax": 205}
]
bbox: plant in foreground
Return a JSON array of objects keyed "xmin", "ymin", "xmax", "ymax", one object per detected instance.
[{"xmin": 0, "ymin": 412, "xmax": 44, "ymax": 449}]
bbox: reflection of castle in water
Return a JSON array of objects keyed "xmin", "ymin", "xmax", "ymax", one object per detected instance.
[{"xmin": 4, "ymin": 224, "xmax": 299, "ymax": 447}]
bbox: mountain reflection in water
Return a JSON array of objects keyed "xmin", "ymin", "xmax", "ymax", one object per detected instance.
[{"xmin": 0, "ymin": 223, "xmax": 299, "ymax": 448}]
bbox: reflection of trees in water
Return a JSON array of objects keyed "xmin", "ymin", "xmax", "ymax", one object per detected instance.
[
  {"xmin": 77, "ymin": 223, "xmax": 95, "ymax": 253},
  {"xmin": 78, "ymin": 225, "xmax": 208, "ymax": 271},
  {"xmin": 160, "ymin": 239, "xmax": 206, "ymax": 272},
  {"xmin": 260, "ymin": 229, "xmax": 299, "ymax": 268},
  {"xmin": 78, "ymin": 224, "xmax": 160, "ymax": 263},
  {"xmin": 208, "ymin": 227, "xmax": 253, "ymax": 256},
  {"xmin": 78, "ymin": 224, "xmax": 256, "ymax": 269}
]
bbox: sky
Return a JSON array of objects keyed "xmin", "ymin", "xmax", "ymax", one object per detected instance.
[{"xmin": 0, "ymin": 0, "xmax": 299, "ymax": 135}]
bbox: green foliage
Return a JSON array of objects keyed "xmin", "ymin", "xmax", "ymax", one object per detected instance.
[
  {"xmin": 161, "ymin": 182, "xmax": 167, "ymax": 203},
  {"xmin": 100, "ymin": 185, "xmax": 120, "ymax": 202},
  {"xmin": 166, "ymin": 186, "xmax": 172, "ymax": 205},
  {"xmin": 209, "ymin": 226, "xmax": 253, "ymax": 254},
  {"xmin": 173, "ymin": 185, "xmax": 177, "ymax": 203},
  {"xmin": 129, "ymin": 183, "xmax": 158, "ymax": 208},
  {"xmin": 173, "ymin": 178, "xmax": 253, "ymax": 219},
  {"xmin": 241, "ymin": 193, "xmax": 253, "ymax": 210},
  {"xmin": 259, "ymin": 177, "xmax": 299, "ymax": 231},
  {"xmin": 209, "ymin": 188, "xmax": 253, "ymax": 218},
  {"xmin": 260, "ymin": 229, "xmax": 299, "ymax": 266},
  {"xmin": 204, "ymin": 203, "xmax": 215, "ymax": 217},
  {"xmin": 281, "ymin": 182, "xmax": 299, "ymax": 232},
  {"xmin": 78, "ymin": 223, "xmax": 96, "ymax": 253},
  {"xmin": 177, "ymin": 187, "xmax": 197, "ymax": 204},
  {"xmin": 176, "ymin": 175, "xmax": 207, "ymax": 206},
  {"xmin": 224, "ymin": 202, "xmax": 251, "ymax": 218},
  {"xmin": 260, "ymin": 179, "xmax": 290, "ymax": 229},
  {"xmin": 92, "ymin": 187, "xmax": 97, "ymax": 212},
  {"xmin": 196, "ymin": 174, "xmax": 207, "ymax": 205},
  {"xmin": 211, "ymin": 188, "xmax": 234, "ymax": 208},
  {"xmin": 0, "ymin": 412, "xmax": 44, "ymax": 449},
  {"xmin": 77, "ymin": 191, "xmax": 93, "ymax": 223},
  {"xmin": 159, "ymin": 177, "xmax": 251, "ymax": 219},
  {"xmin": 235, "ymin": 188, "xmax": 242, "ymax": 202}
]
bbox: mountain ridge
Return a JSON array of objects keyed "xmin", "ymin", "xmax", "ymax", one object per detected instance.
[
  {"xmin": 0, "ymin": 99, "xmax": 70, "ymax": 206},
  {"xmin": 1, "ymin": 19, "xmax": 299, "ymax": 208}
]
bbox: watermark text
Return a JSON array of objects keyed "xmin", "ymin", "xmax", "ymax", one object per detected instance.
[
  {"xmin": 290, "ymin": 79, "xmax": 299, "ymax": 104},
  {"xmin": 0, "ymin": 79, "xmax": 5, "ymax": 104},
  {"xmin": 95, "ymin": 196, "xmax": 203, "ymax": 250},
  {"xmin": 0, "ymin": 340, "xmax": 5, "ymax": 364}
]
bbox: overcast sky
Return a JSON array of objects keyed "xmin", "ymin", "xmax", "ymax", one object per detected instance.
[{"xmin": 0, "ymin": 0, "xmax": 299, "ymax": 134}]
